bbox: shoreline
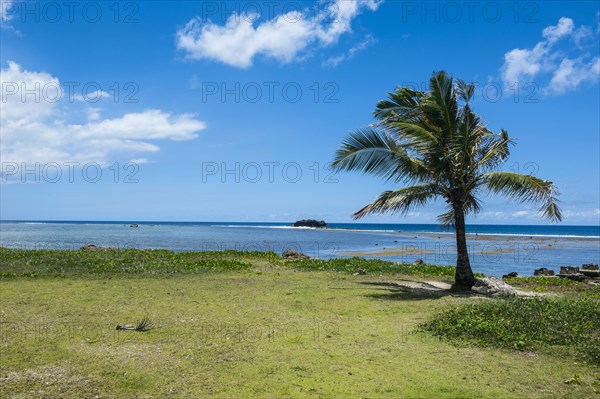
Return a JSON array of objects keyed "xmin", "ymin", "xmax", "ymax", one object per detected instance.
[
  {"xmin": 416, "ymin": 232, "xmax": 600, "ymax": 242},
  {"xmin": 2, "ymin": 223, "xmax": 598, "ymax": 278},
  {"xmin": 1, "ymin": 220, "xmax": 598, "ymax": 240},
  {"xmin": 212, "ymin": 225, "xmax": 600, "ymax": 241}
]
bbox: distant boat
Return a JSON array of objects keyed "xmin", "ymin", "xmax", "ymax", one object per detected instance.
[{"xmin": 130, "ymin": 224, "xmax": 139, "ymax": 228}]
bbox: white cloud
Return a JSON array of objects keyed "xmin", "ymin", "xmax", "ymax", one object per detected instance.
[
  {"xmin": 0, "ymin": 62, "xmax": 206, "ymax": 167},
  {"xmin": 128, "ymin": 158, "xmax": 150, "ymax": 165},
  {"xmin": 572, "ymin": 25, "xmax": 594, "ymax": 48},
  {"xmin": 561, "ymin": 208, "xmax": 600, "ymax": 220},
  {"xmin": 86, "ymin": 107, "xmax": 102, "ymax": 121},
  {"xmin": 322, "ymin": 34, "xmax": 376, "ymax": 67},
  {"xmin": 1, "ymin": 61, "xmax": 58, "ymax": 120},
  {"xmin": 74, "ymin": 90, "xmax": 111, "ymax": 102},
  {"xmin": 500, "ymin": 17, "xmax": 599, "ymax": 94},
  {"xmin": 322, "ymin": 54, "xmax": 345, "ymax": 68},
  {"xmin": 512, "ymin": 210, "xmax": 530, "ymax": 217},
  {"xmin": 480, "ymin": 211, "xmax": 508, "ymax": 220},
  {"xmin": 176, "ymin": 0, "xmax": 381, "ymax": 68},
  {"xmin": 541, "ymin": 17, "xmax": 574, "ymax": 43},
  {"xmin": 548, "ymin": 56, "xmax": 600, "ymax": 94},
  {"xmin": 501, "ymin": 44, "xmax": 546, "ymax": 85}
]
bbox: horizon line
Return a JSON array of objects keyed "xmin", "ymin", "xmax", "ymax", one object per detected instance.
[{"xmin": 1, "ymin": 219, "xmax": 599, "ymax": 227}]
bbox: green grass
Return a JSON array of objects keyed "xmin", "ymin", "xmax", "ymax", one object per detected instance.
[
  {"xmin": 1, "ymin": 248, "xmax": 599, "ymax": 398},
  {"xmin": 0, "ymin": 248, "xmax": 275, "ymax": 278},
  {"xmin": 0, "ymin": 248, "xmax": 464, "ymax": 279},
  {"xmin": 421, "ymin": 297, "xmax": 600, "ymax": 365},
  {"xmin": 504, "ymin": 276, "xmax": 600, "ymax": 298},
  {"xmin": 283, "ymin": 257, "xmax": 467, "ymax": 277}
]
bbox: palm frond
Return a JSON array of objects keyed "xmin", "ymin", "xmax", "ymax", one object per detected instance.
[
  {"xmin": 385, "ymin": 121, "xmax": 440, "ymax": 150},
  {"xmin": 135, "ymin": 316, "xmax": 154, "ymax": 331},
  {"xmin": 332, "ymin": 127, "xmax": 429, "ymax": 183},
  {"xmin": 353, "ymin": 184, "xmax": 440, "ymax": 219},
  {"xmin": 436, "ymin": 208, "xmax": 455, "ymax": 227},
  {"xmin": 373, "ymin": 87, "xmax": 424, "ymax": 122},
  {"xmin": 541, "ymin": 200, "xmax": 563, "ymax": 221},
  {"xmin": 464, "ymin": 193, "xmax": 482, "ymax": 215},
  {"xmin": 453, "ymin": 110, "xmax": 484, "ymax": 179},
  {"xmin": 483, "ymin": 172, "xmax": 562, "ymax": 222},
  {"xmin": 474, "ymin": 129, "xmax": 514, "ymax": 172},
  {"xmin": 331, "ymin": 127, "xmax": 398, "ymax": 175},
  {"xmin": 456, "ymin": 80, "xmax": 476, "ymax": 103},
  {"xmin": 436, "ymin": 193, "xmax": 481, "ymax": 228},
  {"xmin": 426, "ymin": 71, "xmax": 458, "ymax": 135}
]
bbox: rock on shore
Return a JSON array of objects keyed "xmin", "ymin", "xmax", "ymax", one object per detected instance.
[
  {"xmin": 282, "ymin": 249, "xmax": 310, "ymax": 260},
  {"xmin": 472, "ymin": 277, "xmax": 518, "ymax": 296},
  {"xmin": 80, "ymin": 244, "xmax": 118, "ymax": 250},
  {"xmin": 557, "ymin": 264, "xmax": 600, "ymax": 281}
]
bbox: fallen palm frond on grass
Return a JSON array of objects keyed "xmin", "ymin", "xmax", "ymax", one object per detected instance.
[{"xmin": 116, "ymin": 316, "xmax": 154, "ymax": 332}]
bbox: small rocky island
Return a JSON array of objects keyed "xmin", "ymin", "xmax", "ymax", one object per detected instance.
[{"xmin": 292, "ymin": 219, "xmax": 327, "ymax": 228}]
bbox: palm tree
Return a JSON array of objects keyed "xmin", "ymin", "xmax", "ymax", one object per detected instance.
[{"xmin": 332, "ymin": 71, "xmax": 562, "ymax": 290}]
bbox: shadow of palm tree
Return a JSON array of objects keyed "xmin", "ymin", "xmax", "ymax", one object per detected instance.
[{"xmin": 360, "ymin": 281, "xmax": 476, "ymax": 301}]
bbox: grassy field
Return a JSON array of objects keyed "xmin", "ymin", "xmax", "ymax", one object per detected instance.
[{"xmin": 1, "ymin": 249, "xmax": 599, "ymax": 398}]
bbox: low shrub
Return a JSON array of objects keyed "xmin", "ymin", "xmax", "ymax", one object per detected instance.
[{"xmin": 421, "ymin": 297, "xmax": 600, "ymax": 364}]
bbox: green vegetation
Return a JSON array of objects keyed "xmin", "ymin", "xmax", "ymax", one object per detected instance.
[
  {"xmin": 0, "ymin": 248, "xmax": 460, "ymax": 278},
  {"xmin": 284, "ymin": 257, "xmax": 463, "ymax": 277},
  {"xmin": 504, "ymin": 276, "xmax": 600, "ymax": 298},
  {"xmin": 332, "ymin": 71, "xmax": 561, "ymax": 289},
  {"xmin": 0, "ymin": 248, "xmax": 274, "ymax": 278},
  {"xmin": 1, "ymin": 248, "xmax": 599, "ymax": 398},
  {"xmin": 421, "ymin": 297, "xmax": 600, "ymax": 365}
]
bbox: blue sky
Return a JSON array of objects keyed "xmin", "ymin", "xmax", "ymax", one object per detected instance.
[{"xmin": 1, "ymin": 0, "xmax": 599, "ymax": 225}]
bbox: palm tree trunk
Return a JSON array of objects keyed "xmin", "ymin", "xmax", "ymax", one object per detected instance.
[{"xmin": 452, "ymin": 205, "xmax": 476, "ymax": 290}]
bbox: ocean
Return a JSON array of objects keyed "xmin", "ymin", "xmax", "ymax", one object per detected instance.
[{"xmin": 1, "ymin": 221, "xmax": 599, "ymax": 277}]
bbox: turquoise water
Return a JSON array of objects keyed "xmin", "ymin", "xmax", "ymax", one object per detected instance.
[{"xmin": 1, "ymin": 221, "xmax": 598, "ymax": 277}]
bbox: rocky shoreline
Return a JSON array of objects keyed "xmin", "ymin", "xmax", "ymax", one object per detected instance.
[{"xmin": 503, "ymin": 263, "xmax": 599, "ymax": 284}]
